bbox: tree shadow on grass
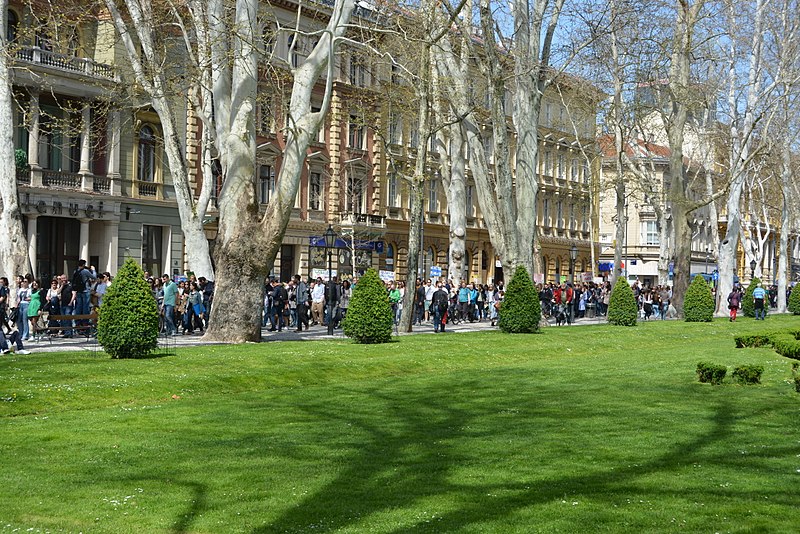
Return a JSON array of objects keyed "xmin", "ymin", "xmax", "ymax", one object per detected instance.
[{"xmin": 251, "ymin": 375, "xmax": 774, "ymax": 533}]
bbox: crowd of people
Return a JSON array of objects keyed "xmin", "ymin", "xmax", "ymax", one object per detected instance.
[{"xmin": 2, "ymin": 260, "xmax": 796, "ymax": 353}]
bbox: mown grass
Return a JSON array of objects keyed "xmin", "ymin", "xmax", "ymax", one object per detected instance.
[{"xmin": 1, "ymin": 316, "xmax": 799, "ymax": 533}]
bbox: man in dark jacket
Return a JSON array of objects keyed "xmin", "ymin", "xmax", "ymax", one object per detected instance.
[
  {"xmin": 293, "ymin": 274, "xmax": 310, "ymax": 332},
  {"xmin": 270, "ymin": 279, "xmax": 289, "ymax": 332},
  {"xmin": 325, "ymin": 277, "xmax": 340, "ymax": 335},
  {"xmin": 431, "ymin": 281, "xmax": 449, "ymax": 333}
]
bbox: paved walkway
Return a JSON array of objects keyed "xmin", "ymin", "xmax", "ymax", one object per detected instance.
[{"xmin": 17, "ymin": 313, "xmax": 615, "ymax": 354}]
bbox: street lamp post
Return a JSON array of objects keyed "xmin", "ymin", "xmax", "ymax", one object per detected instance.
[
  {"xmin": 705, "ymin": 249, "xmax": 709, "ymax": 274},
  {"xmin": 569, "ymin": 243, "xmax": 578, "ymax": 284},
  {"xmin": 750, "ymin": 259, "xmax": 757, "ymax": 281},
  {"xmin": 324, "ymin": 224, "xmax": 338, "ymax": 335}
]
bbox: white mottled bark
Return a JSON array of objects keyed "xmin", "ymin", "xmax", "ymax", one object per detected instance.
[
  {"xmin": 105, "ymin": 0, "xmax": 214, "ymax": 280},
  {"xmin": 0, "ymin": 1, "xmax": 31, "ymax": 285},
  {"xmin": 715, "ymin": 0, "xmax": 771, "ymax": 315},
  {"xmin": 207, "ymin": 0, "xmax": 355, "ymax": 342}
]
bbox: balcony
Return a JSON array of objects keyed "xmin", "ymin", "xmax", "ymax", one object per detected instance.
[
  {"xmin": 42, "ymin": 170, "xmax": 80, "ymax": 189},
  {"xmin": 339, "ymin": 212, "xmax": 386, "ymax": 228},
  {"xmin": 136, "ymin": 180, "xmax": 162, "ymax": 199},
  {"xmin": 15, "ymin": 47, "xmax": 116, "ymax": 81},
  {"xmin": 18, "ymin": 168, "xmax": 119, "ymax": 196}
]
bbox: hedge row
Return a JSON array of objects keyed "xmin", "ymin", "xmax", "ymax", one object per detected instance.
[{"xmin": 734, "ymin": 329, "xmax": 800, "ymax": 360}]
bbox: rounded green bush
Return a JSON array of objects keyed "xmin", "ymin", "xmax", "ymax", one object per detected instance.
[
  {"xmin": 684, "ymin": 274, "xmax": 714, "ymax": 322},
  {"xmin": 97, "ymin": 258, "xmax": 160, "ymax": 358},
  {"xmin": 742, "ymin": 277, "xmax": 767, "ymax": 318},
  {"xmin": 342, "ymin": 268, "xmax": 394, "ymax": 344},
  {"xmin": 498, "ymin": 266, "xmax": 541, "ymax": 333},
  {"xmin": 788, "ymin": 284, "xmax": 800, "ymax": 315},
  {"xmin": 607, "ymin": 278, "xmax": 638, "ymax": 326}
]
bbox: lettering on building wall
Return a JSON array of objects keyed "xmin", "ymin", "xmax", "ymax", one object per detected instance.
[{"xmin": 21, "ymin": 194, "xmax": 107, "ymax": 219}]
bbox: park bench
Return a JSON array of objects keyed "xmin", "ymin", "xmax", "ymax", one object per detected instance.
[{"xmin": 34, "ymin": 313, "xmax": 98, "ymax": 342}]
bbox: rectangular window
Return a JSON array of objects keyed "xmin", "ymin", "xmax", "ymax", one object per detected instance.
[
  {"xmin": 288, "ymin": 35, "xmax": 299, "ymax": 68},
  {"xmin": 257, "ymin": 96, "xmax": 273, "ymax": 135},
  {"xmin": 348, "ymin": 117, "xmax": 364, "ymax": 149},
  {"xmin": 557, "ymin": 200, "xmax": 563, "ymax": 228},
  {"xmin": 569, "ymin": 203, "xmax": 576, "ymax": 230},
  {"xmin": 348, "ymin": 173, "xmax": 365, "ymax": 213},
  {"xmin": 349, "ymin": 57, "xmax": 366, "ymax": 86},
  {"xmin": 258, "ymin": 164, "xmax": 275, "ymax": 204},
  {"xmin": 428, "ymin": 179, "xmax": 438, "ymax": 212},
  {"xmin": 387, "ymin": 172, "xmax": 398, "ymax": 207},
  {"xmin": 571, "ymin": 158, "xmax": 579, "ymax": 181},
  {"xmin": 409, "ymin": 127, "xmax": 419, "ymax": 149},
  {"xmin": 545, "ymin": 102, "xmax": 552, "ymax": 126},
  {"xmin": 543, "ymin": 151, "xmax": 552, "ymax": 176},
  {"xmin": 583, "ymin": 162, "xmax": 590, "ymax": 184},
  {"xmin": 466, "ymin": 184, "xmax": 474, "ymax": 217},
  {"xmin": 388, "ymin": 113, "xmax": 400, "ymax": 145},
  {"xmin": 644, "ymin": 220, "xmax": 659, "ymax": 245},
  {"xmin": 557, "ymin": 154, "xmax": 565, "ymax": 179},
  {"xmin": 542, "ymin": 197, "xmax": 550, "ymax": 225},
  {"xmin": 582, "ymin": 204, "xmax": 589, "ymax": 232},
  {"xmin": 309, "ymin": 171, "xmax": 322, "ymax": 210},
  {"xmin": 142, "ymin": 225, "xmax": 163, "ymax": 276}
]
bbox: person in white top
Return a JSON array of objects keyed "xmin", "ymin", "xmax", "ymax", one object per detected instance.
[
  {"xmin": 424, "ymin": 279, "xmax": 436, "ymax": 322},
  {"xmin": 311, "ymin": 278, "xmax": 326, "ymax": 326}
]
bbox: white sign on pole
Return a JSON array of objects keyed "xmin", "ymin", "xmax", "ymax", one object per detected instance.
[
  {"xmin": 379, "ymin": 270, "xmax": 396, "ymax": 282},
  {"xmin": 311, "ymin": 268, "xmax": 337, "ymax": 281}
]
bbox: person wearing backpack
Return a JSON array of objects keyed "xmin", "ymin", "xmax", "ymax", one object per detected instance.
[
  {"xmin": 70, "ymin": 260, "xmax": 96, "ymax": 328},
  {"xmin": 431, "ymin": 281, "xmax": 449, "ymax": 333}
]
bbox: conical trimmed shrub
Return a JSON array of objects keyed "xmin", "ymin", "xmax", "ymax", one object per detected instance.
[
  {"xmin": 789, "ymin": 285, "xmax": 800, "ymax": 315},
  {"xmin": 97, "ymin": 258, "xmax": 159, "ymax": 358},
  {"xmin": 684, "ymin": 274, "xmax": 714, "ymax": 322},
  {"xmin": 607, "ymin": 278, "xmax": 638, "ymax": 326},
  {"xmin": 498, "ymin": 266, "xmax": 541, "ymax": 333},
  {"xmin": 742, "ymin": 277, "xmax": 767, "ymax": 318},
  {"xmin": 342, "ymin": 268, "xmax": 393, "ymax": 343}
]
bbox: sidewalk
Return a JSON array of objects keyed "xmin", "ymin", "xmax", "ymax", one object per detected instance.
[{"xmin": 18, "ymin": 313, "xmax": 618, "ymax": 354}]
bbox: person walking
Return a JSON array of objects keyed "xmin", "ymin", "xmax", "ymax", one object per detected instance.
[
  {"xmin": 726, "ymin": 287, "xmax": 742, "ymax": 322},
  {"xmin": 294, "ymin": 275, "xmax": 310, "ymax": 332},
  {"xmin": 161, "ymin": 274, "xmax": 179, "ymax": 335},
  {"xmin": 431, "ymin": 281, "xmax": 449, "ymax": 333},
  {"xmin": 752, "ymin": 283, "xmax": 766, "ymax": 320}
]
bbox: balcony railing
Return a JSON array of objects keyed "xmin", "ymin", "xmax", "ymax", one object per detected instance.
[
  {"xmin": 137, "ymin": 181, "xmax": 160, "ymax": 198},
  {"xmin": 18, "ymin": 168, "xmax": 118, "ymax": 195},
  {"xmin": 339, "ymin": 212, "xmax": 386, "ymax": 228},
  {"xmin": 42, "ymin": 170, "xmax": 80, "ymax": 189},
  {"xmin": 93, "ymin": 176, "xmax": 111, "ymax": 193},
  {"xmin": 15, "ymin": 47, "xmax": 116, "ymax": 81}
]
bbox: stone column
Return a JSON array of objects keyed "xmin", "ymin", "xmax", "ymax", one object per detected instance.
[
  {"xmin": 27, "ymin": 215, "xmax": 38, "ymax": 276},
  {"xmin": 106, "ymin": 220, "xmax": 119, "ymax": 274},
  {"xmin": 80, "ymin": 104, "xmax": 94, "ymax": 191},
  {"xmin": 79, "ymin": 219, "xmax": 90, "ymax": 262},
  {"xmin": 106, "ymin": 110, "xmax": 122, "ymax": 195},
  {"xmin": 27, "ymin": 92, "xmax": 43, "ymax": 187}
]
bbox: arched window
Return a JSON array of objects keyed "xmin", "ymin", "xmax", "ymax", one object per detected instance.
[
  {"xmin": 137, "ymin": 126, "xmax": 156, "ymax": 183},
  {"xmin": 6, "ymin": 10, "xmax": 18, "ymax": 42}
]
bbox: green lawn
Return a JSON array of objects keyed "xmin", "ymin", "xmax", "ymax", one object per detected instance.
[{"xmin": 1, "ymin": 316, "xmax": 799, "ymax": 533}]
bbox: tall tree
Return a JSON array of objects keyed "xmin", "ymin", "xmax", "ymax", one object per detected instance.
[
  {"xmin": 104, "ymin": 0, "xmax": 215, "ymax": 280},
  {"xmin": 715, "ymin": 0, "xmax": 779, "ymax": 316},
  {"xmin": 207, "ymin": 0, "xmax": 355, "ymax": 342},
  {"xmin": 0, "ymin": 1, "xmax": 31, "ymax": 287}
]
